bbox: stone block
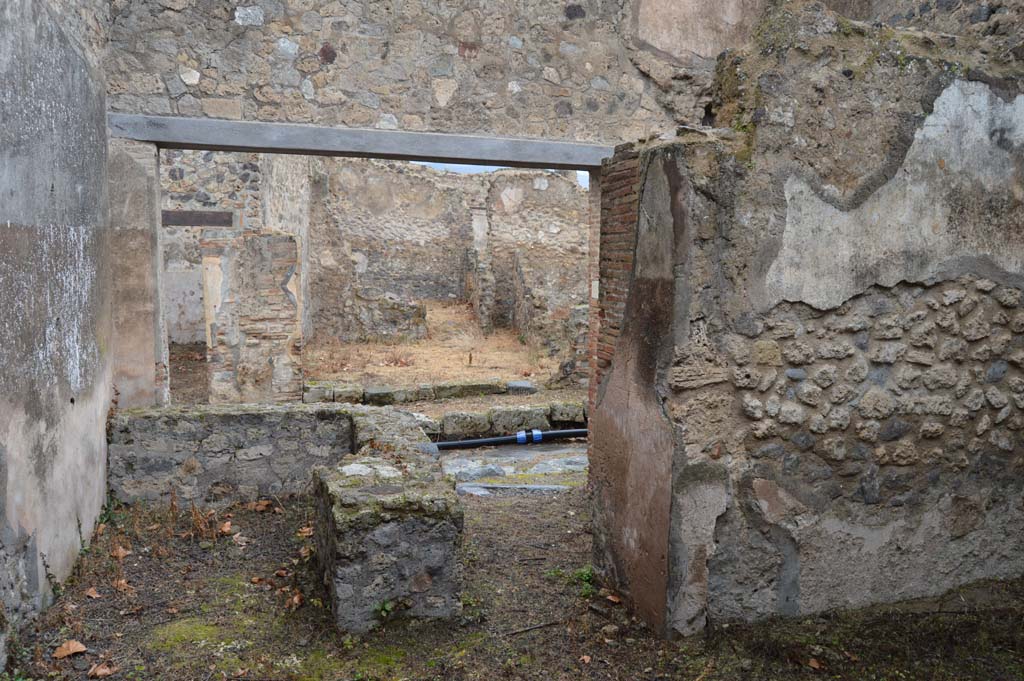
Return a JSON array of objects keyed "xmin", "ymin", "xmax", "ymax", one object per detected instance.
[
  {"xmin": 506, "ymin": 380, "xmax": 537, "ymax": 395},
  {"xmin": 549, "ymin": 401, "xmax": 586, "ymax": 425},
  {"xmin": 313, "ymin": 460, "xmax": 463, "ymax": 633},
  {"xmin": 489, "ymin": 406, "xmax": 551, "ymax": 434},
  {"xmin": 364, "ymin": 386, "xmax": 397, "ymax": 406},
  {"xmin": 333, "ymin": 384, "xmax": 364, "ymax": 404},
  {"xmin": 441, "ymin": 411, "xmax": 491, "ymax": 439},
  {"xmin": 391, "ymin": 384, "xmax": 436, "ymax": 404},
  {"xmin": 434, "ymin": 379, "xmax": 507, "ymax": 400},
  {"xmin": 303, "ymin": 381, "xmax": 334, "ymax": 403}
]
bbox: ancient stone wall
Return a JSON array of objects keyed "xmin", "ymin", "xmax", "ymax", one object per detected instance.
[
  {"xmin": 487, "ymin": 170, "xmax": 589, "ymax": 340},
  {"xmin": 104, "ymin": 0, "xmax": 704, "ymax": 143},
  {"xmin": 311, "ymin": 158, "xmax": 485, "ymax": 312},
  {"xmin": 160, "ymin": 150, "xmax": 262, "ymax": 343},
  {"xmin": 0, "ymin": 0, "xmax": 112, "ymax": 660},
  {"xmin": 307, "ymin": 158, "xmax": 590, "ymax": 353},
  {"xmin": 262, "ymin": 153, "xmax": 314, "ymax": 339},
  {"xmin": 591, "ymin": 1, "xmax": 1024, "ymax": 636},
  {"xmin": 202, "ymin": 229, "xmax": 304, "ymax": 403},
  {"xmin": 108, "ymin": 403, "xmax": 354, "ymax": 506}
]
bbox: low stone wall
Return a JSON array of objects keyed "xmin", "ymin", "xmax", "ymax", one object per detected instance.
[
  {"xmin": 302, "ymin": 377, "xmax": 533, "ymax": 406},
  {"xmin": 108, "ymin": 402, "xmax": 463, "ymax": 633},
  {"xmin": 107, "ymin": 403, "xmax": 354, "ymax": 506},
  {"xmin": 432, "ymin": 401, "xmax": 587, "ymax": 441}
]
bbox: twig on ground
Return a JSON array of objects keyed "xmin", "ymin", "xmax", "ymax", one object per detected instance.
[{"xmin": 502, "ymin": 619, "xmax": 565, "ymax": 637}]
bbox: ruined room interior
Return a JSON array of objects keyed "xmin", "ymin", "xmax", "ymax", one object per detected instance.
[{"xmin": 2, "ymin": 0, "xmax": 1024, "ymax": 679}]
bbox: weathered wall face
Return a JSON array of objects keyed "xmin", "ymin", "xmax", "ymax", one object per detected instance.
[
  {"xmin": 592, "ymin": 2, "xmax": 1024, "ymax": 636},
  {"xmin": 262, "ymin": 153, "xmax": 314, "ymax": 339},
  {"xmin": 308, "ymin": 158, "xmax": 590, "ymax": 352},
  {"xmin": 109, "ymin": 139, "xmax": 170, "ymax": 408},
  {"xmin": 203, "ymin": 229, "xmax": 304, "ymax": 403},
  {"xmin": 488, "ymin": 170, "xmax": 589, "ymax": 342},
  {"xmin": 161, "ymin": 150, "xmax": 263, "ymax": 343},
  {"xmin": 312, "ymin": 158, "xmax": 484, "ymax": 313},
  {"xmin": 0, "ymin": 0, "xmax": 111, "ymax": 658},
  {"xmin": 105, "ymin": 0, "xmax": 688, "ymax": 142}
]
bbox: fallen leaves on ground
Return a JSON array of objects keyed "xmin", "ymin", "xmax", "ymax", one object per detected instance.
[
  {"xmin": 110, "ymin": 545, "xmax": 131, "ymax": 561},
  {"xmin": 218, "ymin": 520, "xmax": 233, "ymax": 536},
  {"xmin": 85, "ymin": 587, "xmax": 102, "ymax": 599},
  {"xmin": 53, "ymin": 640, "xmax": 86, "ymax": 659},
  {"xmin": 232, "ymin": 532, "xmax": 251, "ymax": 547},
  {"xmin": 297, "ymin": 525, "xmax": 314, "ymax": 538},
  {"xmin": 113, "ymin": 578, "xmax": 134, "ymax": 594},
  {"xmin": 285, "ymin": 590, "xmax": 304, "ymax": 610},
  {"xmin": 88, "ymin": 661, "xmax": 119, "ymax": 678},
  {"xmin": 245, "ymin": 499, "xmax": 273, "ymax": 512}
]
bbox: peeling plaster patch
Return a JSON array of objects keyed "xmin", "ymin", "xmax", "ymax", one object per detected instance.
[{"xmin": 765, "ymin": 80, "xmax": 1024, "ymax": 310}]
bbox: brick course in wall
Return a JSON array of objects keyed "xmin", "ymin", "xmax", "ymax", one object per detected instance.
[{"xmin": 590, "ymin": 145, "xmax": 641, "ymax": 408}]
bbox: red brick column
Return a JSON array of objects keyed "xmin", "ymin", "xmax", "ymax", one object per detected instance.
[{"xmin": 588, "ymin": 144, "xmax": 641, "ymax": 411}]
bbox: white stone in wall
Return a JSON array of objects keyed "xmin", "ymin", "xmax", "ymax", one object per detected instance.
[{"xmin": 233, "ymin": 5, "xmax": 263, "ymax": 25}]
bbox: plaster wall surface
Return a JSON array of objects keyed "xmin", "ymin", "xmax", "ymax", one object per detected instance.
[
  {"xmin": 591, "ymin": 1, "xmax": 1024, "ymax": 636},
  {"xmin": 0, "ymin": 0, "xmax": 111, "ymax": 657},
  {"xmin": 109, "ymin": 139, "xmax": 170, "ymax": 407}
]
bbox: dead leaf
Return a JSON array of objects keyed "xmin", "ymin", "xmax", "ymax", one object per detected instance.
[
  {"xmin": 298, "ymin": 546, "xmax": 312, "ymax": 560},
  {"xmin": 88, "ymin": 661, "xmax": 119, "ymax": 678},
  {"xmin": 579, "ymin": 655, "xmax": 591, "ymax": 665},
  {"xmin": 146, "ymin": 523, "xmax": 161, "ymax": 531},
  {"xmin": 85, "ymin": 587, "xmax": 102, "ymax": 599},
  {"xmin": 808, "ymin": 658, "xmax": 824, "ymax": 670},
  {"xmin": 606, "ymin": 594, "xmax": 621, "ymax": 604},
  {"xmin": 218, "ymin": 520, "xmax": 232, "ymax": 536},
  {"xmin": 843, "ymin": 650, "xmax": 860, "ymax": 662},
  {"xmin": 96, "ymin": 523, "xmax": 106, "ymax": 537},
  {"xmin": 53, "ymin": 640, "xmax": 86, "ymax": 659},
  {"xmin": 165, "ymin": 607, "xmax": 179, "ymax": 614},
  {"xmin": 110, "ymin": 545, "xmax": 131, "ymax": 561},
  {"xmin": 273, "ymin": 506, "xmax": 284, "ymax": 514},
  {"xmin": 113, "ymin": 578, "xmax": 134, "ymax": 594},
  {"xmin": 287, "ymin": 590, "xmax": 304, "ymax": 609},
  {"xmin": 231, "ymin": 532, "xmax": 250, "ymax": 547},
  {"xmin": 297, "ymin": 525, "xmax": 314, "ymax": 538},
  {"xmin": 251, "ymin": 577, "xmax": 263, "ymax": 584},
  {"xmin": 247, "ymin": 499, "xmax": 272, "ymax": 512},
  {"xmin": 275, "ymin": 569, "xmax": 289, "ymax": 578}
]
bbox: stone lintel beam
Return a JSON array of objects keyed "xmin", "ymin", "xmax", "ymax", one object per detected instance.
[{"xmin": 108, "ymin": 113, "xmax": 612, "ymax": 171}]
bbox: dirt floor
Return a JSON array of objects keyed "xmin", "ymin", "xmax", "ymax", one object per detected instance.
[
  {"xmin": 303, "ymin": 302, "xmax": 562, "ymax": 387},
  {"xmin": 168, "ymin": 343, "xmax": 210, "ymax": 405},
  {"xmin": 168, "ymin": 303, "xmax": 568, "ymax": 405},
  {"xmin": 13, "ymin": 481, "xmax": 1024, "ymax": 681}
]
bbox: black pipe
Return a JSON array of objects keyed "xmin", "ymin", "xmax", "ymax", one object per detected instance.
[{"xmin": 436, "ymin": 428, "xmax": 588, "ymax": 451}]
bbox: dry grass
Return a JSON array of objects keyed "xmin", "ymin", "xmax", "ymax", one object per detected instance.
[{"xmin": 304, "ymin": 302, "xmax": 559, "ymax": 386}]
